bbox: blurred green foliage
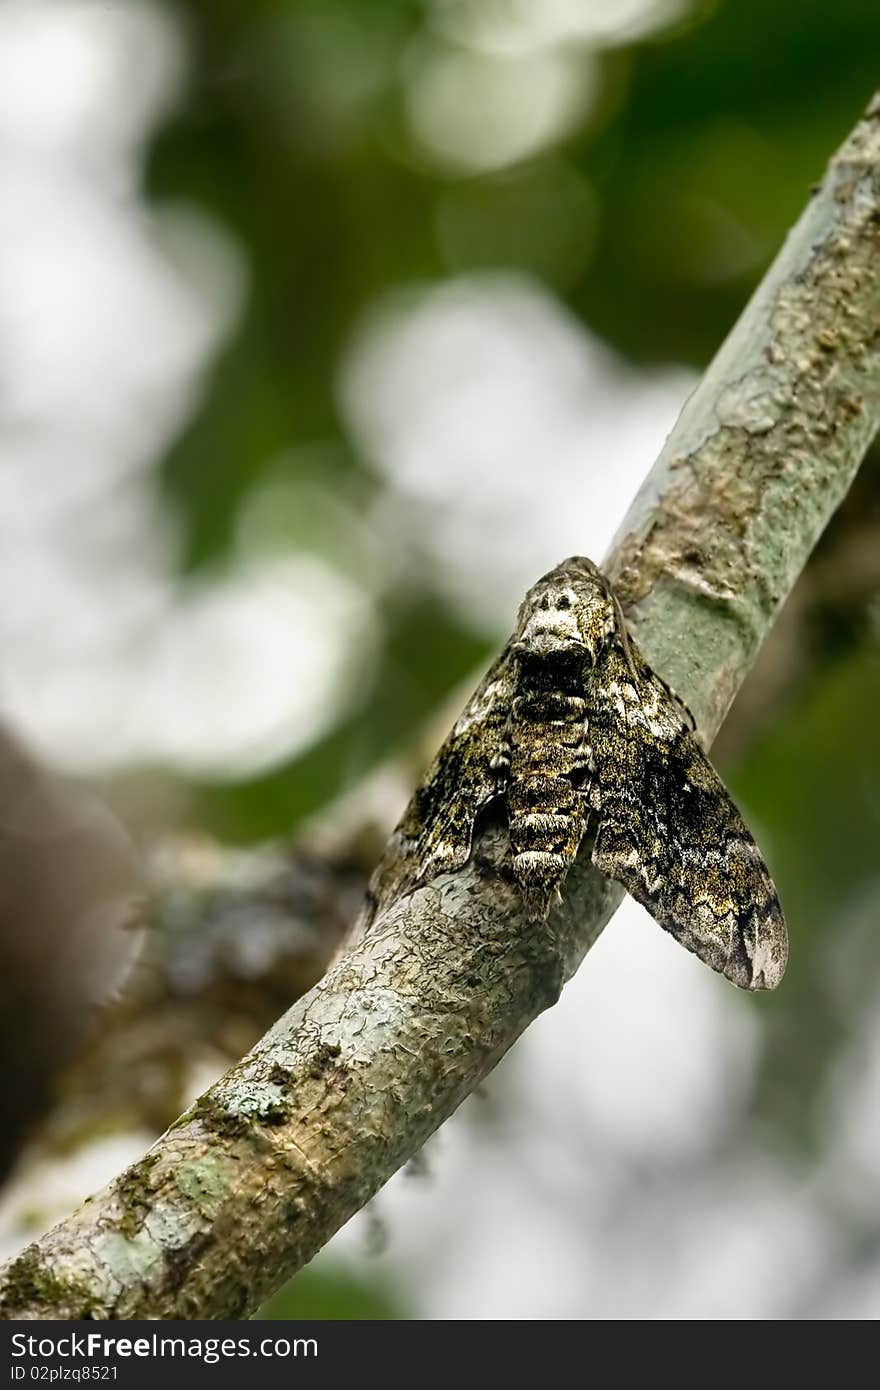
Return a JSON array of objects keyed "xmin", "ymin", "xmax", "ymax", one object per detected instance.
[
  {"xmin": 145, "ymin": 0, "xmax": 880, "ymax": 843},
  {"xmin": 256, "ymin": 1264, "xmax": 406, "ymax": 1320},
  {"xmin": 731, "ymin": 645, "xmax": 880, "ymax": 1153}
]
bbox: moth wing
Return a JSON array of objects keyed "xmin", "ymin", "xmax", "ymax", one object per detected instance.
[
  {"xmin": 588, "ymin": 645, "xmax": 788, "ymax": 991},
  {"xmin": 357, "ymin": 648, "xmax": 516, "ymax": 934}
]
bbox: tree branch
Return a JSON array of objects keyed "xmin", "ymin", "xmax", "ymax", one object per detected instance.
[{"xmin": 2, "ymin": 96, "xmax": 879, "ymax": 1322}]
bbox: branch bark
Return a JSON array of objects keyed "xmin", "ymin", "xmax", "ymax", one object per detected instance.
[{"xmin": 2, "ymin": 97, "xmax": 880, "ymax": 1322}]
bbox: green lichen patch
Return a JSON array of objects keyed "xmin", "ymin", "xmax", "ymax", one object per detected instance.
[
  {"xmin": 115, "ymin": 1151, "xmax": 161, "ymax": 1237},
  {"xmin": 214, "ymin": 1080, "xmax": 290, "ymax": 1126},
  {"xmin": 0, "ymin": 1245, "xmax": 92, "ymax": 1318},
  {"xmin": 174, "ymin": 1154, "xmax": 231, "ymax": 1216}
]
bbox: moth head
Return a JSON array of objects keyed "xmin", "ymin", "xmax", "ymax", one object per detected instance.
[{"xmin": 514, "ymin": 557, "xmax": 617, "ymax": 663}]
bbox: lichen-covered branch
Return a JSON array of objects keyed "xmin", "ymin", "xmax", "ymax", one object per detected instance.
[
  {"xmin": 2, "ymin": 96, "xmax": 879, "ymax": 1322},
  {"xmin": 608, "ymin": 94, "xmax": 880, "ymax": 738}
]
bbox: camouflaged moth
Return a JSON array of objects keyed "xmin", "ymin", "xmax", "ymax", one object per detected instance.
[{"xmin": 360, "ymin": 556, "xmax": 788, "ymax": 991}]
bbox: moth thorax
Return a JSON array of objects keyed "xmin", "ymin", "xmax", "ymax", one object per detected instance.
[{"xmin": 516, "ymin": 650, "xmax": 584, "ymax": 691}]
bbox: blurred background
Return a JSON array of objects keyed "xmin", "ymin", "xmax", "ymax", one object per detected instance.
[{"xmin": 0, "ymin": 0, "xmax": 879, "ymax": 1320}]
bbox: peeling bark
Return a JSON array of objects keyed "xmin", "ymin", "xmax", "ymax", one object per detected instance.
[{"xmin": 1, "ymin": 96, "xmax": 879, "ymax": 1322}]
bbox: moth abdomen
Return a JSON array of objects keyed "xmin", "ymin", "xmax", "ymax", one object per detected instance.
[
  {"xmin": 512, "ymin": 691, "xmax": 587, "ymax": 725},
  {"xmin": 510, "ymin": 777, "xmax": 589, "ymax": 914},
  {"xmin": 512, "ymin": 850, "xmax": 568, "ymax": 918},
  {"xmin": 506, "ymin": 660, "xmax": 593, "ymax": 912},
  {"xmin": 510, "ymin": 802, "xmax": 584, "ymax": 859},
  {"xmin": 509, "ymin": 771, "xmax": 575, "ymax": 806},
  {"xmin": 511, "ymin": 811, "xmax": 573, "ymax": 848}
]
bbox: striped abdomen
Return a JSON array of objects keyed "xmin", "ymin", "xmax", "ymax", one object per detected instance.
[{"xmin": 508, "ymin": 685, "xmax": 591, "ymax": 915}]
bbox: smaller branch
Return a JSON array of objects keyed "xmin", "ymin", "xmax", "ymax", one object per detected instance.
[{"xmin": 24, "ymin": 838, "xmax": 363, "ymax": 1159}]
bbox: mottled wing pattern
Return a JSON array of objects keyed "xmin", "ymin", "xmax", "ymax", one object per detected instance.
[
  {"xmin": 588, "ymin": 639, "xmax": 788, "ymax": 991},
  {"xmin": 355, "ymin": 649, "xmax": 516, "ymax": 937}
]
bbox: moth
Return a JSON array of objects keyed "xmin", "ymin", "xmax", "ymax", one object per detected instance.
[{"xmin": 360, "ymin": 556, "xmax": 788, "ymax": 991}]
